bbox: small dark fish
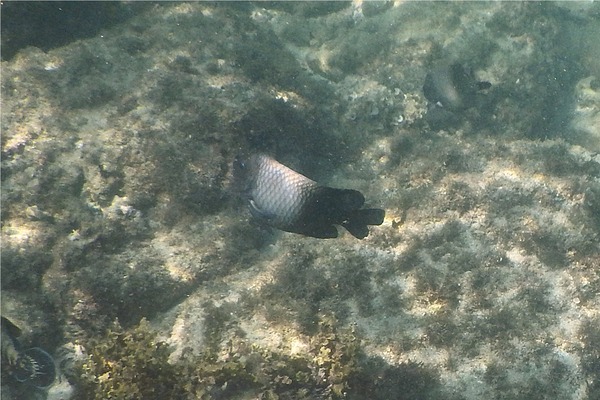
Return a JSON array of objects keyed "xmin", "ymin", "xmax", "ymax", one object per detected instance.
[
  {"xmin": 233, "ymin": 154, "xmax": 385, "ymax": 239},
  {"xmin": 1, "ymin": 316, "xmax": 56, "ymax": 389},
  {"xmin": 423, "ymin": 62, "xmax": 491, "ymax": 112}
]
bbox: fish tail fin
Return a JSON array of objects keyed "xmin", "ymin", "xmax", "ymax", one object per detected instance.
[
  {"xmin": 312, "ymin": 187, "xmax": 384, "ymax": 239},
  {"xmin": 343, "ymin": 208, "xmax": 385, "ymax": 239},
  {"xmin": 13, "ymin": 347, "xmax": 56, "ymax": 389}
]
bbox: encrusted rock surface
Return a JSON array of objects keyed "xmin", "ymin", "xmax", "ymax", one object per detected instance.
[{"xmin": 2, "ymin": 2, "xmax": 599, "ymax": 399}]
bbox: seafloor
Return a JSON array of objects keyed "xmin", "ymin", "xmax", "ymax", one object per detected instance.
[{"xmin": 2, "ymin": 2, "xmax": 600, "ymax": 400}]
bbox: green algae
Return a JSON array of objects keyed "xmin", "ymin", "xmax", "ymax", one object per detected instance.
[
  {"xmin": 77, "ymin": 314, "xmax": 360, "ymax": 400},
  {"xmin": 78, "ymin": 319, "xmax": 181, "ymax": 400},
  {"xmin": 75, "ymin": 313, "xmax": 440, "ymax": 399}
]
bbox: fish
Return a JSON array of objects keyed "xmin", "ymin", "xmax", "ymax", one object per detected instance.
[
  {"xmin": 1, "ymin": 316, "xmax": 56, "ymax": 389},
  {"xmin": 423, "ymin": 62, "xmax": 491, "ymax": 111},
  {"xmin": 233, "ymin": 154, "xmax": 385, "ymax": 239},
  {"xmin": 423, "ymin": 62, "xmax": 492, "ymax": 129}
]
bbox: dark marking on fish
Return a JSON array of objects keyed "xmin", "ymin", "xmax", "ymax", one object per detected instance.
[
  {"xmin": 424, "ymin": 63, "xmax": 490, "ymax": 111},
  {"xmin": 423, "ymin": 62, "xmax": 492, "ymax": 129},
  {"xmin": 233, "ymin": 154, "xmax": 385, "ymax": 239}
]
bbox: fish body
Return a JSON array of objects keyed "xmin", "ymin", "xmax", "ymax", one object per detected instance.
[
  {"xmin": 423, "ymin": 62, "xmax": 492, "ymax": 129},
  {"xmin": 234, "ymin": 154, "xmax": 384, "ymax": 239},
  {"xmin": 423, "ymin": 63, "xmax": 491, "ymax": 111},
  {"xmin": 1, "ymin": 316, "xmax": 56, "ymax": 389}
]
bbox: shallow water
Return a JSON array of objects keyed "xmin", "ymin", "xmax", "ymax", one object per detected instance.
[{"xmin": 1, "ymin": 2, "xmax": 599, "ymax": 399}]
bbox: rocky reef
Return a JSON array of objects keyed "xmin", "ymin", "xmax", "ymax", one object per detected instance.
[{"xmin": 2, "ymin": 2, "xmax": 599, "ymax": 399}]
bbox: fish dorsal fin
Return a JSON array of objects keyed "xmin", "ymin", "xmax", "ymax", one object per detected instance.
[{"xmin": 1, "ymin": 316, "xmax": 22, "ymax": 338}]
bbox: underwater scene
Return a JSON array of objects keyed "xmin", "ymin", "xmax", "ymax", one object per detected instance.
[{"xmin": 1, "ymin": 1, "xmax": 599, "ymax": 399}]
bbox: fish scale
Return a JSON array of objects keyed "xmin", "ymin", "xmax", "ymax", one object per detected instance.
[{"xmin": 251, "ymin": 155, "xmax": 315, "ymax": 226}]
